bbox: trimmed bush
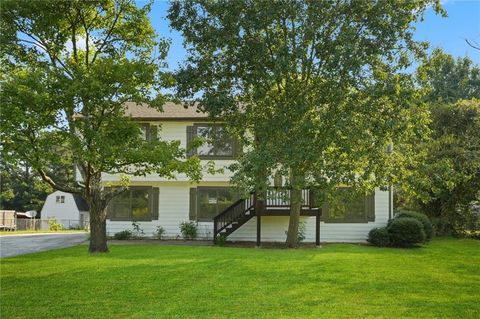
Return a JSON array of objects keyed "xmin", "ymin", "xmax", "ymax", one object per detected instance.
[
  {"xmin": 388, "ymin": 218, "xmax": 426, "ymax": 248},
  {"xmin": 396, "ymin": 210, "xmax": 433, "ymax": 241},
  {"xmin": 368, "ymin": 227, "xmax": 390, "ymax": 247},
  {"xmin": 114, "ymin": 230, "xmax": 132, "ymax": 240}
]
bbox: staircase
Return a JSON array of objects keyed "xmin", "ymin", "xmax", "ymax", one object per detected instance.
[{"xmin": 213, "ymin": 193, "xmax": 255, "ymax": 240}]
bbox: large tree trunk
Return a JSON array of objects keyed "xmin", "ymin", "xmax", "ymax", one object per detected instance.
[
  {"xmin": 87, "ymin": 174, "xmax": 109, "ymax": 253},
  {"xmin": 286, "ymin": 169, "xmax": 303, "ymax": 248},
  {"xmin": 89, "ymin": 210, "xmax": 108, "ymax": 253}
]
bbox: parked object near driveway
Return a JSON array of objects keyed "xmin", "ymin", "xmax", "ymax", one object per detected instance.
[
  {"xmin": 0, "ymin": 211, "xmax": 16, "ymax": 231},
  {"xmin": 40, "ymin": 191, "xmax": 89, "ymax": 229}
]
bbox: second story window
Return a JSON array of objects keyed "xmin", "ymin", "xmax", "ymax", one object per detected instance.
[
  {"xmin": 56, "ymin": 195, "xmax": 65, "ymax": 203},
  {"xmin": 140, "ymin": 123, "xmax": 158, "ymax": 141},
  {"xmin": 186, "ymin": 124, "xmax": 239, "ymax": 159}
]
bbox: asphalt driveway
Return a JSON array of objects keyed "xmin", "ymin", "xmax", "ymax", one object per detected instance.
[{"xmin": 0, "ymin": 233, "xmax": 88, "ymax": 258}]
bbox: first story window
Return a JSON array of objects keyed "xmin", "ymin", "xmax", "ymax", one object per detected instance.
[
  {"xmin": 190, "ymin": 187, "xmax": 239, "ymax": 222},
  {"xmin": 107, "ymin": 187, "xmax": 159, "ymax": 221},
  {"xmin": 322, "ymin": 187, "xmax": 375, "ymax": 223},
  {"xmin": 56, "ymin": 196, "xmax": 65, "ymax": 203}
]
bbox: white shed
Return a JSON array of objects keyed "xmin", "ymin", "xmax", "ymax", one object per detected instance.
[{"xmin": 41, "ymin": 191, "xmax": 89, "ymax": 229}]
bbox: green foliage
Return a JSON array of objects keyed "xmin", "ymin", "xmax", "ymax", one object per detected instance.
[
  {"xmin": 154, "ymin": 226, "xmax": 165, "ymax": 240},
  {"xmin": 388, "ymin": 218, "xmax": 426, "ymax": 248},
  {"xmin": 48, "ymin": 218, "xmax": 63, "ymax": 231},
  {"xmin": 297, "ymin": 221, "xmax": 307, "ymax": 244},
  {"xmin": 179, "ymin": 221, "xmax": 197, "ymax": 239},
  {"xmin": 417, "ymin": 48, "xmax": 480, "ymax": 103},
  {"xmin": 368, "ymin": 227, "xmax": 391, "ymax": 247},
  {"xmin": 0, "ymin": 159, "xmax": 51, "ymax": 212},
  {"xmin": 0, "ymin": 0, "xmax": 202, "ymax": 252},
  {"xmin": 215, "ymin": 233, "xmax": 227, "ymax": 246},
  {"xmin": 395, "ymin": 210, "xmax": 433, "ymax": 241},
  {"xmin": 131, "ymin": 222, "xmax": 145, "ymax": 239},
  {"xmin": 397, "ymin": 50, "xmax": 480, "ymax": 235},
  {"xmin": 113, "ymin": 230, "xmax": 133, "ymax": 240},
  {"xmin": 169, "ymin": 0, "xmax": 442, "ymax": 245}
]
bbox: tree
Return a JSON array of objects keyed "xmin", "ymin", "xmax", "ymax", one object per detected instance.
[
  {"xmin": 417, "ymin": 48, "xmax": 480, "ymax": 103},
  {"xmin": 0, "ymin": 159, "xmax": 51, "ymax": 213},
  {"xmin": 168, "ymin": 0, "xmax": 442, "ymax": 246},
  {"xmin": 401, "ymin": 50, "xmax": 480, "ymax": 234},
  {"xmin": 1, "ymin": 0, "xmax": 201, "ymax": 252}
]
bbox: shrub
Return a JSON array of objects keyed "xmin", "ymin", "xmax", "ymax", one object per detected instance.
[
  {"xmin": 48, "ymin": 218, "xmax": 63, "ymax": 231},
  {"xmin": 388, "ymin": 218, "xmax": 426, "ymax": 248},
  {"xmin": 131, "ymin": 222, "xmax": 145, "ymax": 239},
  {"xmin": 114, "ymin": 230, "xmax": 132, "ymax": 240},
  {"xmin": 154, "ymin": 226, "xmax": 165, "ymax": 239},
  {"xmin": 284, "ymin": 221, "xmax": 307, "ymax": 244},
  {"xmin": 396, "ymin": 210, "xmax": 433, "ymax": 241},
  {"xmin": 368, "ymin": 227, "xmax": 390, "ymax": 247},
  {"xmin": 215, "ymin": 233, "xmax": 227, "ymax": 246},
  {"xmin": 180, "ymin": 221, "xmax": 197, "ymax": 239}
]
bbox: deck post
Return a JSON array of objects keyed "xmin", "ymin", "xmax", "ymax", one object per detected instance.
[
  {"xmin": 254, "ymin": 192, "xmax": 262, "ymax": 247},
  {"xmin": 256, "ymin": 211, "xmax": 261, "ymax": 247},
  {"xmin": 315, "ymin": 209, "xmax": 320, "ymax": 247}
]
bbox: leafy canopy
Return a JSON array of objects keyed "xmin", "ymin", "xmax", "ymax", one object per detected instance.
[
  {"xmin": 0, "ymin": 0, "xmax": 201, "ymax": 200},
  {"xmin": 169, "ymin": 0, "xmax": 442, "ymax": 196}
]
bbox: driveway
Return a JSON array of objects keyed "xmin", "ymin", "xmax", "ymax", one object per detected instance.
[{"xmin": 0, "ymin": 233, "xmax": 89, "ymax": 258}]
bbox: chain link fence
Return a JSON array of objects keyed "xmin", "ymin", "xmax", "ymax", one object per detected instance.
[{"xmin": 0, "ymin": 218, "xmax": 89, "ymax": 231}]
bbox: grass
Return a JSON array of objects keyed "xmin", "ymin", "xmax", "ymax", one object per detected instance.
[
  {"xmin": 0, "ymin": 229, "xmax": 88, "ymax": 236},
  {"xmin": 1, "ymin": 238, "xmax": 479, "ymax": 319}
]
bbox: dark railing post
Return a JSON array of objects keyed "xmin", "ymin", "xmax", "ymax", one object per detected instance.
[
  {"xmin": 316, "ymin": 208, "xmax": 321, "ymax": 247},
  {"xmin": 213, "ymin": 219, "xmax": 218, "ymax": 243}
]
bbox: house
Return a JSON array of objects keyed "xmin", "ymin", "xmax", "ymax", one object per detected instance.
[
  {"xmin": 40, "ymin": 191, "xmax": 89, "ymax": 229},
  {"xmin": 101, "ymin": 102, "xmax": 393, "ymax": 244}
]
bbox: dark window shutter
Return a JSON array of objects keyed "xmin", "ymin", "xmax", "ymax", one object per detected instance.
[
  {"xmin": 186, "ymin": 126, "xmax": 196, "ymax": 158},
  {"xmin": 150, "ymin": 125, "xmax": 158, "ymax": 141},
  {"xmin": 104, "ymin": 187, "xmax": 113, "ymax": 219},
  {"xmin": 152, "ymin": 188, "xmax": 159, "ymax": 220},
  {"xmin": 189, "ymin": 188, "xmax": 196, "ymax": 221},
  {"xmin": 143, "ymin": 123, "xmax": 150, "ymax": 141},
  {"xmin": 366, "ymin": 192, "xmax": 375, "ymax": 222}
]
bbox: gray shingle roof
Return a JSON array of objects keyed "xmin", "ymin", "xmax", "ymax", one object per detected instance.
[
  {"xmin": 73, "ymin": 195, "xmax": 89, "ymax": 211},
  {"xmin": 124, "ymin": 102, "xmax": 209, "ymax": 120}
]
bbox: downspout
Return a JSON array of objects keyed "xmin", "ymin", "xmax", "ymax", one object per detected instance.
[{"xmin": 388, "ymin": 185, "xmax": 393, "ymax": 220}]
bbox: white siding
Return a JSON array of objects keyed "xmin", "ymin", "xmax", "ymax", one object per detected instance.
[
  {"xmin": 106, "ymin": 184, "xmax": 390, "ymax": 242},
  {"xmin": 101, "ymin": 121, "xmax": 234, "ymax": 183},
  {"xmin": 101, "ymin": 120, "xmax": 391, "ymax": 242},
  {"xmin": 40, "ymin": 191, "xmax": 82, "ymax": 228}
]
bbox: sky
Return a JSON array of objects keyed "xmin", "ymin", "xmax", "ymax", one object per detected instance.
[{"xmin": 138, "ymin": 0, "xmax": 480, "ymax": 71}]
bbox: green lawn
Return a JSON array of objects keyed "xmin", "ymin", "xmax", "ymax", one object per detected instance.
[{"xmin": 1, "ymin": 238, "xmax": 479, "ymax": 319}]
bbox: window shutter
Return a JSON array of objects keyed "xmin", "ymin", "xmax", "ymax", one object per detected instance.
[
  {"xmin": 186, "ymin": 126, "xmax": 196, "ymax": 158},
  {"xmin": 189, "ymin": 188, "xmax": 196, "ymax": 221},
  {"xmin": 150, "ymin": 125, "xmax": 158, "ymax": 141},
  {"xmin": 152, "ymin": 188, "xmax": 159, "ymax": 220},
  {"xmin": 366, "ymin": 192, "xmax": 375, "ymax": 222},
  {"xmin": 104, "ymin": 187, "xmax": 113, "ymax": 220},
  {"xmin": 142, "ymin": 123, "xmax": 150, "ymax": 141}
]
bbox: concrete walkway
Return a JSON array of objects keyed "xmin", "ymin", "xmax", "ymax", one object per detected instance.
[{"xmin": 0, "ymin": 233, "xmax": 89, "ymax": 258}]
